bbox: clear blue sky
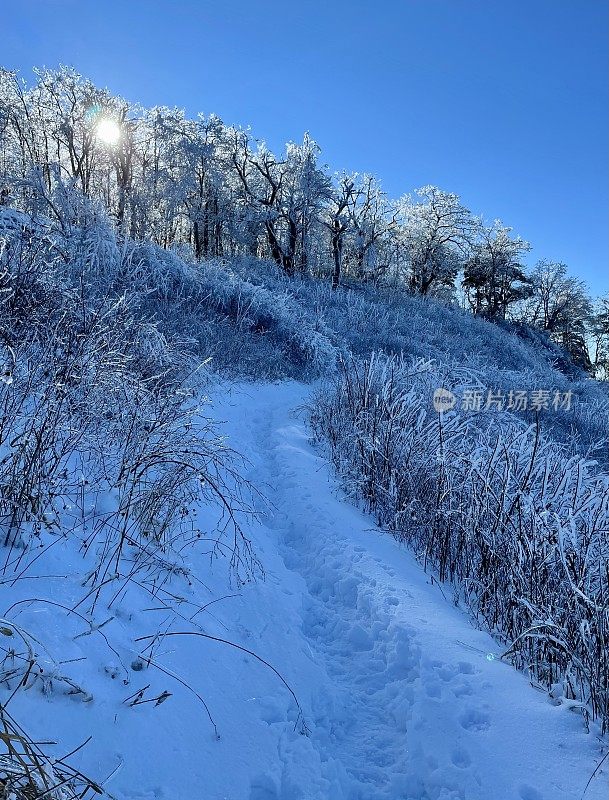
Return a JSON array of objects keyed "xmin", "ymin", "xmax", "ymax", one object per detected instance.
[{"xmin": 4, "ymin": 0, "xmax": 608, "ymax": 295}]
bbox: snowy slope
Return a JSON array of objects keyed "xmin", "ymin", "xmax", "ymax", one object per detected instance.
[{"xmin": 1, "ymin": 382, "xmax": 606, "ymax": 800}]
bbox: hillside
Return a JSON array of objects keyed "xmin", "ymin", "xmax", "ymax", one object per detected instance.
[
  {"xmin": 0, "ymin": 199, "xmax": 606, "ymax": 798},
  {"xmin": 0, "ymin": 67, "xmax": 607, "ymax": 800}
]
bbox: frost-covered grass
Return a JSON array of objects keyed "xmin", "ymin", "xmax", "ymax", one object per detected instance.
[
  {"xmin": 223, "ymin": 257, "xmax": 608, "ymax": 462},
  {"xmin": 311, "ymin": 353, "xmax": 609, "ymax": 733}
]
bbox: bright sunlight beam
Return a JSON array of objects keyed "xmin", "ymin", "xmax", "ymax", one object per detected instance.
[{"xmin": 95, "ymin": 118, "xmax": 121, "ymax": 145}]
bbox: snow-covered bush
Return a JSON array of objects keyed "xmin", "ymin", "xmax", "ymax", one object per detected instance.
[
  {"xmin": 311, "ymin": 353, "xmax": 609, "ymax": 732},
  {"xmin": 0, "ymin": 189, "xmax": 263, "ymax": 791},
  {"xmin": 0, "ymin": 186, "xmax": 258, "ymax": 570}
]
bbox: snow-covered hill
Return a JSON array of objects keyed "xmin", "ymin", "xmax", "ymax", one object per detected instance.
[{"xmin": 4, "ymin": 382, "xmax": 605, "ymax": 800}]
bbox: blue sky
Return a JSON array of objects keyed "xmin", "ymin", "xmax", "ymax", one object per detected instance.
[{"xmin": 4, "ymin": 0, "xmax": 608, "ymax": 295}]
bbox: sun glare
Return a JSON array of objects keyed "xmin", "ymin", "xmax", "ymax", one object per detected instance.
[{"xmin": 95, "ymin": 118, "xmax": 121, "ymax": 145}]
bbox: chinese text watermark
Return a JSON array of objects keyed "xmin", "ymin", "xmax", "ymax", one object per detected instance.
[{"xmin": 433, "ymin": 388, "xmax": 572, "ymax": 414}]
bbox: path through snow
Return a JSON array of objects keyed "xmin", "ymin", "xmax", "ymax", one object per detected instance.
[{"xmin": 218, "ymin": 382, "xmax": 606, "ymax": 800}]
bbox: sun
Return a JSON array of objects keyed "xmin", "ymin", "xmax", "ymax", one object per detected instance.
[{"xmin": 95, "ymin": 118, "xmax": 121, "ymax": 145}]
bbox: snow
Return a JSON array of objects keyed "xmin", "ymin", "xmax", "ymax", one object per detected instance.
[{"xmin": 1, "ymin": 381, "xmax": 606, "ymax": 800}]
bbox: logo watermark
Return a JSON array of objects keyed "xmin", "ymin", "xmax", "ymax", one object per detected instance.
[
  {"xmin": 433, "ymin": 388, "xmax": 573, "ymax": 413},
  {"xmin": 432, "ymin": 388, "xmax": 457, "ymax": 412}
]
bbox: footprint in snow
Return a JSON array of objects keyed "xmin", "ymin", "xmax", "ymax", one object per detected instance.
[
  {"xmin": 425, "ymin": 682, "xmax": 442, "ymax": 698},
  {"xmin": 458, "ymin": 708, "xmax": 491, "ymax": 732},
  {"xmin": 451, "ymin": 746, "xmax": 472, "ymax": 769},
  {"xmin": 452, "ymin": 681, "xmax": 474, "ymax": 698}
]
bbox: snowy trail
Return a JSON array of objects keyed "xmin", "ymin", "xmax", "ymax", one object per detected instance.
[
  {"xmin": 220, "ymin": 381, "xmax": 606, "ymax": 800},
  {"xmin": 3, "ymin": 381, "xmax": 606, "ymax": 800}
]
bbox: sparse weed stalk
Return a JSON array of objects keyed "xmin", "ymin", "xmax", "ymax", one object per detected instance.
[{"xmin": 0, "ymin": 705, "xmax": 103, "ymax": 800}]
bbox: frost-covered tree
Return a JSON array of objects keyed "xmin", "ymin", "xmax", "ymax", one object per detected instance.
[
  {"xmin": 280, "ymin": 134, "xmax": 331, "ymax": 274},
  {"xmin": 520, "ymin": 260, "xmax": 593, "ymax": 371},
  {"xmin": 230, "ymin": 131, "xmax": 329, "ymax": 274},
  {"xmin": 321, "ymin": 173, "xmax": 397, "ymax": 287},
  {"xmin": 323, "ymin": 174, "xmax": 355, "ymax": 289},
  {"xmin": 463, "ymin": 221, "xmax": 531, "ymax": 319},
  {"xmin": 0, "ymin": 66, "xmax": 121, "ymax": 195},
  {"xmin": 343, "ymin": 174, "xmax": 396, "ymax": 282},
  {"xmin": 590, "ymin": 294, "xmax": 609, "ymax": 380},
  {"xmin": 175, "ymin": 114, "xmax": 228, "ymax": 259},
  {"xmin": 398, "ymin": 186, "xmax": 475, "ymax": 295}
]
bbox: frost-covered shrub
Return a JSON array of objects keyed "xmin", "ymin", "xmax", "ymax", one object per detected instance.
[
  {"xmin": 312, "ymin": 353, "xmax": 609, "ymax": 732},
  {"xmin": 0, "ymin": 193, "xmax": 256, "ymax": 581},
  {"xmin": 78, "ymin": 243, "xmax": 341, "ymax": 379}
]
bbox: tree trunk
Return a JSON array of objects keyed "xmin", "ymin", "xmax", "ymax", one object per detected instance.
[
  {"xmin": 265, "ymin": 221, "xmax": 284, "ymax": 268},
  {"xmin": 331, "ymin": 223, "xmax": 343, "ymax": 290}
]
